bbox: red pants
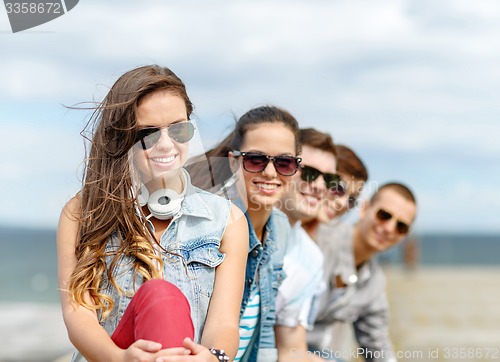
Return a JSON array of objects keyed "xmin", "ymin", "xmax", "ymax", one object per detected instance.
[{"xmin": 111, "ymin": 279, "xmax": 194, "ymax": 349}]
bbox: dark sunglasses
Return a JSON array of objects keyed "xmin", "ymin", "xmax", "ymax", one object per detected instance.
[
  {"xmin": 347, "ymin": 195, "xmax": 358, "ymax": 210},
  {"xmin": 375, "ymin": 209, "xmax": 410, "ymax": 234},
  {"xmin": 232, "ymin": 150, "xmax": 302, "ymax": 176},
  {"xmin": 300, "ymin": 165, "xmax": 345, "ymax": 196},
  {"xmin": 135, "ymin": 122, "xmax": 195, "ymax": 149}
]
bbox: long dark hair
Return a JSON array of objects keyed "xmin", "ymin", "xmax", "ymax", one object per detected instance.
[{"xmin": 70, "ymin": 65, "xmax": 193, "ymax": 319}]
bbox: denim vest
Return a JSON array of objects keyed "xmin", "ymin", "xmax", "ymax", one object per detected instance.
[
  {"xmin": 71, "ymin": 178, "xmax": 231, "ymax": 362},
  {"xmin": 241, "ymin": 209, "xmax": 289, "ymax": 362},
  {"xmin": 217, "ymin": 175, "xmax": 290, "ymax": 361}
]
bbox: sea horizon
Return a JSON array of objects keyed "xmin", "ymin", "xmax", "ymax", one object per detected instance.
[
  {"xmin": 1, "ymin": 225, "xmax": 499, "ymax": 362},
  {"xmin": 1, "ymin": 224, "xmax": 499, "ymax": 304}
]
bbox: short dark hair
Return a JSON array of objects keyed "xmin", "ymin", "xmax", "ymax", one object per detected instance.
[
  {"xmin": 371, "ymin": 182, "xmax": 417, "ymax": 206},
  {"xmin": 299, "ymin": 128, "xmax": 336, "ymax": 157}
]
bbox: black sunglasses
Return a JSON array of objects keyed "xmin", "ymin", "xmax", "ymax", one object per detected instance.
[
  {"xmin": 232, "ymin": 150, "xmax": 302, "ymax": 176},
  {"xmin": 347, "ymin": 195, "xmax": 358, "ymax": 210},
  {"xmin": 135, "ymin": 122, "xmax": 195, "ymax": 149},
  {"xmin": 300, "ymin": 165, "xmax": 345, "ymax": 196},
  {"xmin": 375, "ymin": 209, "xmax": 410, "ymax": 234}
]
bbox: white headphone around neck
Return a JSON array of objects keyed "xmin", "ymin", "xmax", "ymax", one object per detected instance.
[{"xmin": 137, "ymin": 169, "xmax": 188, "ymax": 220}]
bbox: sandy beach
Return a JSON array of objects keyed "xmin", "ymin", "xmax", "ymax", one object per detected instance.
[
  {"xmin": 307, "ymin": 266, "xmax": 500, "ymax": 362},
  {"xmin": 385, "ymin": 266, "xmax": 500, "ymax": 362},
  {"xmin": 2, "ymin": 266, "xmax": 499, "ymax": 362}
]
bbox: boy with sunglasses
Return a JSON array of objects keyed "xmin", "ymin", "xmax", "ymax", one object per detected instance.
[
  {"xmin": 302, "ymin": 144, "xmax": 369, "ymax": 240},
  {"xmin": 274, "ymin": 128, "xmax": 343, "ymax": 361},
  {"xmin": 308, "ymin": 182, "xmax": 417, "ymax": 362}
]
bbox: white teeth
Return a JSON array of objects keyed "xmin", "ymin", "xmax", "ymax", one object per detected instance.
[
  {"xmin": 151, "ymin": 156, "xmax": 175, "ymax": 163},
  {"xmin": 256, "ymin": 183, "xmax": 278, "ymax": 190}
]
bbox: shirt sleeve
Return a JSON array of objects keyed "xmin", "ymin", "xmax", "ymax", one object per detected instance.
[
  {"xmin": 352, "ymin": 292, "xmax": 397, "ymax": 362},
  {"xmin": 298, "ymin": 278, "xmax": 327, "ymax": 330},
  {"xmin": 275, "ymin": 264, "xmax": 324, "ymax": 328}
]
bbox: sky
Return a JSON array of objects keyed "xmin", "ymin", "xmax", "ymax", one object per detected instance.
[{"xmin": 1, "ymin": 0, "xmax": 499, "ymax": 233}]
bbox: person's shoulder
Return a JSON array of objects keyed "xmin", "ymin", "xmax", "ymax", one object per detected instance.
[
  {"xmin": 192, "ymin": 185, "xmax": 231, "ymax": 206},
  {"xmin": 296, "ymin": 226, "xmax": 323, "ymax": 260},
  {"xmin": 228, "ymin": 202, "xmax": 245, "ymax": 220},
  {"xmin": 191, "ymin": 184, "xmax": 221, "ymax": 197},
  {"xmin": 189, "ymin": 186, "xmax": 236, "ymax": 228},
  {"xmin": 320, "ymin": 219, "xmax": 352, "ymax": 234},
  {"xmin": 58, "ymin": 195, "xmax": 81, "ymax": 241},
  {"xmin": 271, "ymin": 207, "xmax": 289, "ymax": 221},
  {"xmin": 271, "ymin": 208, "xmax": 294, "ymax": 234},
  {"xmin": 368, "ymin": 257, "xmax": 387, "ymax": 282},
  {"xmin": 60, "ymin": 195, "xmax": 81, "ymax": 222},
  {"xmin": 317, "ymin": 220, "xmax": 353, "ymax": 249}
]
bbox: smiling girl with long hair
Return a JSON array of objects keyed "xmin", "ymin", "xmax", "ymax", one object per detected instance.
[{"xmin": 57, "ymin": 65, "xmax": 248, "ymax": 362}]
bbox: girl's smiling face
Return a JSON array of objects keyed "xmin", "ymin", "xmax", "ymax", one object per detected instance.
[
  {"xmin": 133, "ymin": 90, "xmax": 190, "ymax": 189},
  {"xmin": 234, "ymin": 122, "xmax": 297, "ymax": 213}
]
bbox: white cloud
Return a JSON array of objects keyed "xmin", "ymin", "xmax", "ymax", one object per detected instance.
[{"xmin": 1, "ymin": 0, "xmax": 500, "ymax": 231}]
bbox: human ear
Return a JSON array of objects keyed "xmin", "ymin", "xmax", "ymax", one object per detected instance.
[{"xmin": 228, "ymin": 151, "xmax": 240, "ymax": 173}]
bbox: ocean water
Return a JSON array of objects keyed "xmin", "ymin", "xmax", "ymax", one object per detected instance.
[
  {"xmin": 1, "ymin": 226, "xmax": 499, "ymax": 303},
  {"xmin": 379, "ymin": 232, "xmax": 500, "ymax": 266},
  {"xmin": 0, "ymin": 226, "xmax": 59, "ymax": 303}
]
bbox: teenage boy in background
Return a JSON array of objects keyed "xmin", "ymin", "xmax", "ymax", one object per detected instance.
[
  {"xmin": 275, "ymin": 128, "xmax": 344, "ymax": 361},
  {"xmin": 302, "ymin": 144, "xmax": 368, "ymax": 239},
  {"xmin": 309, "ymin": 182, "xmax": 417, "ymax": 362}
]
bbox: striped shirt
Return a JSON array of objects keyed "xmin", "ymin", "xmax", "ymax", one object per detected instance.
[{"xmin": 234, "ymin": 289, "xmax": 260, "ymax": 361}]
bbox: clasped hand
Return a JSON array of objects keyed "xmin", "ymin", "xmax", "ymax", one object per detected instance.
[{"xmin": 123, "ymin": 337, "xmax": 219, "ymax": 362}]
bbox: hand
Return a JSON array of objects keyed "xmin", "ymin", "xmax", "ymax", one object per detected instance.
[
  {"xmin": 155, "ymin": 338, "xmax": 217, "ymax": 362},
  {"xmin": 122, "ymin": 339, "xmax": 189, "ymax": 362}
]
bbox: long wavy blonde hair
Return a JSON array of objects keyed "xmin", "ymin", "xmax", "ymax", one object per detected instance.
[{"xmin": 69, "ymin": 65, "xmax": 193, "ymax": 319}]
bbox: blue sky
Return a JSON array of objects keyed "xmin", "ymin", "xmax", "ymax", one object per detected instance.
[{"xmin": 1, "ymin": 0, "xmax": 499, "ymax": 233}]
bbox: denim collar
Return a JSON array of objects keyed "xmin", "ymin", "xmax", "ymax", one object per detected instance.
[
  {"xmin": 140, "ymin": 168, "xmax": 214, "ymax": 229},
  {"xmin": 179, "ymin": 177, "xmax": 213, "ymax": 220},
  {"xmin": 246, "ymin": 209, "xmax": 279, "ymax": 254},
  {"xmin": 218, "ymin": 174, "xmax": 280, "ymax": 255}
]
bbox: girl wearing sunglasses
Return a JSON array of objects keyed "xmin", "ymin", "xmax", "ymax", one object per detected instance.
[
  {"xmin": 57, "ymin": 65, "xmax": 248, "ymax": 362},
  {"xmin": 189, "ymin": 105, "xmax": 301, "ymax": 361}
]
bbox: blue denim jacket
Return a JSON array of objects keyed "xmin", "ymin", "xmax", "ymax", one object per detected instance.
[
  {"xmin": 71, "ymin": 176, "xmax": 231, "ymax": 362},
  {"xmin": 241, "ymin": 209, "xmax": 289, "ymax": 362},
  {"xmin": 217, "ymin": 175, "xmax": 291, "ymax": 361}
]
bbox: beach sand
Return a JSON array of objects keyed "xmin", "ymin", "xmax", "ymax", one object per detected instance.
[
  {"xmin": 310, "ymin": 266, "xmax": 500, "ymax": 362},
  {"xmin": 2, "ymin": 266, "xmax": 499, "ymax": 362},
  {"xmin": 385, "ymin": 266, "xmax": 500, "ymax": 362}
]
